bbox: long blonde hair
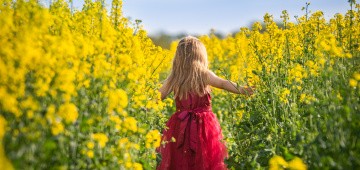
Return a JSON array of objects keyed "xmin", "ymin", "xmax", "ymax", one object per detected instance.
[{"xmin": 163, "ymin": 36, "xmax": 210, "ymax": 100}]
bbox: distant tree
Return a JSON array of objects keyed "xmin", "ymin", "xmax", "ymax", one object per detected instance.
[
  {"xmin": 149, "ymin": 32, "xmax": 173, "ymax": 49},
  {"xmin": 149, "ymin": 32, "xmax": 194, "ymax": 49}
]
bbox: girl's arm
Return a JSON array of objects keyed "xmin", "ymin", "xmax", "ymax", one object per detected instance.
[
  {"xmin": 159, "ymin": 80, "xmax": 170, "ymax": 100},
  {"xmin": 207, "ymin": 70, "xmax": 254, "ymax": 95}
]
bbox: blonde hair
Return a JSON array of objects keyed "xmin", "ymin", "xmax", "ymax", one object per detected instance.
[{"xmin": 163, "ymin": 36, "xmax": 210, "ymax": 100}]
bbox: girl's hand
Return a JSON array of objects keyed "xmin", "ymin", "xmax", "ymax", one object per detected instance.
[{"xmin": 243, "ymin": 86, "xmax": 255, "ymax": 96}]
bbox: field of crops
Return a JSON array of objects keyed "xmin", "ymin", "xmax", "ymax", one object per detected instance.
[{"xmin": 0, "ymin": 0, "xmax": 359, "ymax": 169}]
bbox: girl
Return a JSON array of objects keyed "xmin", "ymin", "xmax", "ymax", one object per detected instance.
[{"xmin": 156, "ymin": 36, "xmax": 254, "ymax": 170}]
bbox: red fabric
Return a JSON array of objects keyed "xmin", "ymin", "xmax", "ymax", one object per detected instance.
[{"xmin": 156, "ymin": 92, "xmax": 228, "ymax": 170}]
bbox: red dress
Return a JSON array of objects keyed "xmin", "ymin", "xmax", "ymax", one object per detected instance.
[{"xmin": 156, "ymin": 92, "xmax": 228, "ymax": 170}]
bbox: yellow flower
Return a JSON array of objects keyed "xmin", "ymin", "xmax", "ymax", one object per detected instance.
[
  {"xmin": 299, "ymin": 93, "xmax": 316, "ymax": 104},
  {"xmin": 87, "ymin": 118, "xmax": 94, "ymax": 125},
  {"xmin": 236, "ymin": 110, "xmax": 244, "ymax": 119},
  {"xmin": 125, "ymin": 162, "xmax": 132, "ymax": 168},
  {"xmin": 20, "ymin": 97, "xmax": 39, "ymax": 112},
  {"xmin": 92, "ymin": 133, "xmax": 109, "ymax": 148},
  {"xmin": 87, "ymin": 142, "xmax": 95, "ymax": 149},
  {"xmin": 118, "ymin": 138, "xmax": 130, "ymax": 149},
  {"xmin": 354, "ymin": 73, "xmax": 360, "ymax": 81},
  {"xmin": 108, "ymin": 89, "xmax": 128, "ymax": 114},
  {"xmin": 86, "ymin": 150, "xmax": 94, "ymax": 158},
  {"xmin": 145, "ymin": 130, "xmax": 161, "ymax": 149},
  {"xmin": 279, "ymin": 88, "xmax": 291, "ymax": 104},
  {"xmin": 0, "ymin": 144, "xmax": 14, "ymax": 170},
  {"xmin": 283, "ymin": 89, "xmax": 290, "ymax": 96},
  {"xmin": 306, "ymin": 60, "xmax": 319, "ymax": 76},
  {"xmin": 27, "ymin": 111, "xmax": 34, "ymax": 119},
  {"xmin": 0, "ymin": 116, "xmax": 7, "ymax": 139},
  {"xmin": 109, "ymin": 115, "xmax": 122, "ymax": 124},
  {"xmin": 133, "ymin": 162, "xmax": 143, "ymax": 170},
  {"xmin": 337, "ymin": 92, "xmax": 343, "ymax": 101},
  {"xmin": 0, "ymin": 89, "xmax": 21, "ymax": 117},
  {"xmin": 269, "ymin": 155, "xmax": 307, "ymax": 170},
  {"xmin": 115, "ymin": 124, "xmax": 121, "ymax": 131},
  {"xmin": 269, "ymin": 155, "xmax": 288, "ymax": 170},
  {"xmin": 288, "ymin": 64, "xmax": 307, "ymax": 84},
  {"xmin": 57, "ymin": 103, "xmax": 78, "ymax": 124},
  {"xmin": 349, "ymin": 79, "xmax": 357, "ymax": 88},
  {"xmin": 123, "ymin": 117, "xmax": 137, "ymax": 132},
  {"xmin": 300, "ymin": 94, "xmax": 306, "ymax": 102},
  {"xmin": 288, "ymin": 157, "xmax": 307, "ymax": 170},
  {"xmin": 51, "ymin": 121, "xmax": 64, "ymax": 136},
  {"xmin": 55, "ymin": 69, "xmax": 76, "ymax": 100},
  {"xmin": 133, "ymin": 143, "xmax": 140, "ymax": 150}
]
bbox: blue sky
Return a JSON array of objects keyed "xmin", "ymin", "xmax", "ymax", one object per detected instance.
[{"xmin": 70, "ymin": 0, "xmax": 350, "ymax": 35}]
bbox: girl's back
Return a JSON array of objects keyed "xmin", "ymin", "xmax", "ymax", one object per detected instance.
[
  {"xmin": 156, "ymin": 36, "xmax": 254, "ymax": 170},
  {"xmin": 175, "ymin": 91, "xmax": 211, "ymax": 111}
]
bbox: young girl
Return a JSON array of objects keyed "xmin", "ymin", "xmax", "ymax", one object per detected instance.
[{"xmin": 156, "ymin": 36, "xmax": 254, "ymax": 170}]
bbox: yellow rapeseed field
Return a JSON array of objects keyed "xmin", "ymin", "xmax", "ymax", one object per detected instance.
[{"xmin": 0, "ymin": 0, "xmax": 359, "ymax": 169}]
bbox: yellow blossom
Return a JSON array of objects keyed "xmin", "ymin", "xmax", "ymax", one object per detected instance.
[
  {"xmin": 87, "ymin": 142, "xmax": 95, "ymax": 149},
  {"xmin": 288, "ymin": 157, "xmax": 307, "ymax": 170},
  {"xmin": 118, "ymin": 138, "xmax": 129, "ymax": 149},
  {"xmin": 123, "ymin": 117, "xmax": 137, "ymax": 132},
  {"xmin": 145, "ymin": 130, "xmax": 161, "ymax": 148},
  {"xmin": 133, "ymin": 162, "xmax": 143, "ymax": 170},
  {"xmin": 51, "ymin": 121, "xmax": 64, "ymax": 136},
  {"xmin": 132, "ymin": 143, "xmax": 140, "ymax": 150},
  {"xmin": 354, "ymin": 73, "xmax": 360, "ymax": 81},
  {"xmin": 299, "ymin": 93, "xmax": 316, "ymax": 104},
  {"xmin": 0, "ymin": 116, "xmax": 6, "ymax": 139},
  {"xmin": 349, "ymin": 79, "xmax": 357, "ymax": 88},
  {"xmin": 108, "ymin": 89, "xmax": 128, "ymax": 114},
  {"xmin": 57, "ymin": 103, "xmax": 78, "ymax": 124},
  {"xmin": 337, "ymin": 92, "xmax": 343, "ymax": 101},
  {"xmin": 86, "ymin": 150, "xmax": 94, "ymax": 158},
  {"xmin": 269, "ymin": 155, "xmax": 307, "ymax": 170},
  {"xmin": 125, "ymin": 162, "xmax": 132, "ymax": 168},
  {"xmin": 0, "ymin": 144, "xmax": 14, "ymax": 170},
  {"xmin": 45, "ymin": 105, "xmax": 55, "ymax": 123},
  {"xmin": 92, "ymin": 133, "xmax": 109, "ymax": 148},
  {"xmin": 269, "ymin": 155, "xmax": 288, "ymax": 170},
  {"xmin": 279, "ymin": 88, "xmax": 291, "ymax": 104}
]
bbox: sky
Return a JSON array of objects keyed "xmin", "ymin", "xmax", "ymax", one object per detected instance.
[{"xmin": 70, "ymin": 0, "xmax": 351, "ymax": 36}]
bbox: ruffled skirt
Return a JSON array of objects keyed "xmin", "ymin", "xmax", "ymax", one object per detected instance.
[{"xmin": 156, "ymin": 111, "xmax": 228, "ymax": 170}]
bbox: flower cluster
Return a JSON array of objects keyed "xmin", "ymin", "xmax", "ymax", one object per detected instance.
[
  {"xmin": 0, "ymin": 0, "xmax": 172, "ymax": 169},
  {"xmin": 269, "ymin": 155, "xmax": 307, "ymax": 170}
]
